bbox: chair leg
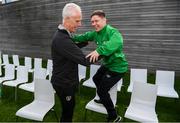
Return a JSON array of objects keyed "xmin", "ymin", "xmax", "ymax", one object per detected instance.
[
  {"xmin": 16, "ymin": 116, "xmax": 18, "ymax": 121},
  {"xmin": 51, "ymin": 108, "xmax": 59, "ymax": 122},
  {"xmin": 84, "ymin": 109, "xmax": 87, "ymax": 121},
  {"xmin": 15, "ymin": 87, "xmax": 18, "ymax": 102},
  {"xmin": 115, "ymin": 105, "xmax": 119, "ymax": 114},
  {"xmin": 0, "ymin": 83, "xmax": 2, "ymax": 99}
]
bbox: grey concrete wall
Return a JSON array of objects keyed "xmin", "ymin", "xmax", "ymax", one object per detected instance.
[{"xmin": 0, "ymin": 0, "xmax": 180, "ymax": 74}]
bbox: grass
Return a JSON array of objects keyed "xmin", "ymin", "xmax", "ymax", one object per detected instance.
[{"xmin": 0, "ymin": 58, "xmax": 180, "ymax": 122}]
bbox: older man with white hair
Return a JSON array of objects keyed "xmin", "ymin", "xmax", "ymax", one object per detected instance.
[{"xmin": 51, "ymin": 3, "xmax": 91, "ymax": 122}]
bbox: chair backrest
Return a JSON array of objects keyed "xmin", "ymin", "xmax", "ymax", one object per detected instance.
[
  {"xmin": 2, "ymin": 54, "xmax": 9, "ymax": 65},
  {"xmin": 117, "ymin": 79, "xmax": 123, "ymax": 91},
  {"xmin": 46, "ymin": 59, "xmax": 52, "ymax": 76},
  {"xmin": 12, "ymin": 55, "xmax": 20, "ymax": 66},
  {"xmin": 131, "ymin": 81, "xmax": 158, "ymax": 108},
  {"xmin": 34, "ymin": 68, "xmax": 47, "ymax": 80},
  {"xmin": 90, "ymin": 64, "xmax": 100, "ymax": 78},
  {"xmin": 78, "ymin": 64, "xmax": 86, "ymax": 80},
  {"xmin": 48, "ymin": 68, "xmax": 52, "ymax": 80},
  {"xmin": 95, "ymin": 83, "xmax": 118, "ymax": 106},
  {"xmin": 130, "ymin": 68, "xmax": 147, "ymax": 84},
  {"xmin": 16, "ymin": 66, "xmax": 28, "ymax": 82},
  {"xmin": 34, "ymin": 78, "xmax": 54, "ymax": 104},
  {"xmin": 4, "ymin": 64, "xmax": 15, "ymax": 79},
  {"xmin": 34, "ymin": 58, "xmax": 42, "ymax": 69},
  {"xmin": 24, "ymin": 56, "xmax": 32, "ymax": 71},
  {"xmin": 155, "ymin": 70, "xmax": 175, "ymax": 88}
]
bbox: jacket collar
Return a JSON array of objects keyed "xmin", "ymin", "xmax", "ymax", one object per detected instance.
[{"xmin": 58, "ymin": 24, "xmax": 72, "ymax": 37}]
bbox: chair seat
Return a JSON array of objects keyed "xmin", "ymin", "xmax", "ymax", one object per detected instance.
[
  {"xmin": 125, "ymin": 103, "xmax": 158, "ymax": 123},
  {"xmin": 157, "ymin": 86, "xmax": 179, "ymax": 98},
  {"xmin": 19, "ymin": 82, "xmax": 34, "ymax": 92},
  {"xmin": 82, "ymin": 79, "xmax": 96, "ymax": 88},
  {"xmin": 85, "ymin": 99, "xmax": 107, "ymax": 114},
  {"xmin": 3, "ymin": 80, "xmax": 26, "ymax": 87},
  {"xmin": 0, "ymin": 77, "xmax": 14, "ymax": 83},
  {"xmin": 16, "ymin": 100, "xmax": 54, "ymax": 121}
]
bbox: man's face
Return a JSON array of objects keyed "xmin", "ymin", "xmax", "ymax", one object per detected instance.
[
  {"xmin": 91, "ymin": 15, "xmax": 106, "ymax": 32},
  {"xmin": 66, "ymin": 11, "xmax": 82, "ymax": 33}
]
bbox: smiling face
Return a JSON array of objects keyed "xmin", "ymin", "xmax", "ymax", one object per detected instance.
[{"xmin": 91, "ymin": 15, "xmax": 106, "ymax": 32}]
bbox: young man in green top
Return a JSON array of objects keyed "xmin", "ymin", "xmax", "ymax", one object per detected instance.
[{"xmin": 73, "ymin": 10, "xmax": 128, "ymax": 122}]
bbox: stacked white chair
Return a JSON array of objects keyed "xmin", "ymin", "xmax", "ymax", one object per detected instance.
[
  {"xmin": 18, "ymin": 68, "xmax": 47, "ymax": 93},
  {"xmin": 124, "ymin": 81, "xmax": 158, "ymax": 122},
  {"xmin": 155, "ymin": 70, "xmax": 179, "ymax": 98},
  {"xmin": 127, "ymin": 68, "xmax": 147, "ymax": 92},
  {"xmin": 2, "ymin": 66, "xmax": 29, "ymax": 101},
  {"xmin": 85, "ymin": 83, "xmax": 119, "ymax": 117},
  {"xmin": 16, "ymin": 78, "xmax": 55, "ymax": 121}
]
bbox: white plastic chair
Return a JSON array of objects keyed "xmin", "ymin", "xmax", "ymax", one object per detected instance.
[
  {"xmin": 85, "ymin": 83, "xmax": 118, "ymax": 116},
  {"xmin": 0, "ymin": 64, "xmax": 15, "ymax": 98},
  {"xmin": 18, "ymin": 68, "xmax": 47, "ymax": 93},
  {"xmin": 1, "ymin": 54, "xmax": 9, "ymax": 66},
  {"xmin": 12, "ymin": 55, "xmax": 20, "ymax": 67},
  {"xmin": 82, "ymin": 64, "xmax": 100, "ymax": 88},
  {"xmin": 46, "ymin": 59, "xmax": 52, "ymax": 77},
  {"xmin": 0, "ymin": 64, "xmax": 15, "ymax": 84},
  {"xmin": 124, "ymin": 81, "xmax": 158, "ymax": 123},
  {"xmin": 2, "ymin": 66, "xmax": 29, "ymax": 101},
  {"xmin": 127, "ymin": 68, "xmax": 147, "ymax": 92},
  {"xmin": 155, "ymin": 70, "xmax": 179, "ymax": 98},
  {"xmin": 78, "ymin": 64, "xmax": 87, "ymax": 82},
  {"xmin": 16, "ymin": 78, "xmax": 55, "ymax": 121}
]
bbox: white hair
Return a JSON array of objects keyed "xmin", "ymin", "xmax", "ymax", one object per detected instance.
[{"xmin": 62, "ymin": 3, "xmax": 81, "ymax": 19}]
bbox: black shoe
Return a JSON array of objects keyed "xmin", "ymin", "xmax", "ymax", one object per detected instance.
[{"xmin": 94, "ymin": 99, "xmax": 102, "ymax": 104}]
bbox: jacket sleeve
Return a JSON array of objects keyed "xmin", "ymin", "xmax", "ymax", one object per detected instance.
[
  {"xmin": 96, "ymin": 31, "xmax": 123, "ymax": 56},
  {"xmin": 54, "ymin": 35, "xmax": 91, "ymax": 66},
  {"xmin": 72, "ymin": 31, "xmax": 95, "ymax": 43}
]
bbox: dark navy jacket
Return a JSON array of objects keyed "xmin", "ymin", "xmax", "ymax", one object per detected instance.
[{"xmin": 51, "ymin": 29, "xmax": 90, "ymax": 87}]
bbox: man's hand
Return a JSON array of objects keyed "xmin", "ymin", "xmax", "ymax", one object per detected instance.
[{"xmin": 86, "ymin": 50, "xmax": 100, "ymax": 63}]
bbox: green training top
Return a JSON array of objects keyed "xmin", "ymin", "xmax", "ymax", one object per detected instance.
[{"xmin": 73, "ymin": 24, "xmax": 128, "ymax": 73}]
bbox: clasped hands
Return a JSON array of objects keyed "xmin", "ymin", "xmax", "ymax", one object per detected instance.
[{"xmin": 86, "ymin": 50, "xmax": 99, "ymax": 63}]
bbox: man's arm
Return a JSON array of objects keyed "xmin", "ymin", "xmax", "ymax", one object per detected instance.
[{"xmin": 72, "ymin": 31, "xmax": 95, "ymax": 43}]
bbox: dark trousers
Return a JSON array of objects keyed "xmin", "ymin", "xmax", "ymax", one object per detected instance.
[
  {"xmin": 93, "ymin": 66, "xmax": 124, "ymax": 120},
  {"xmin": 52, "ymin": 84, "xmax": 76, "ymax": 122}
]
